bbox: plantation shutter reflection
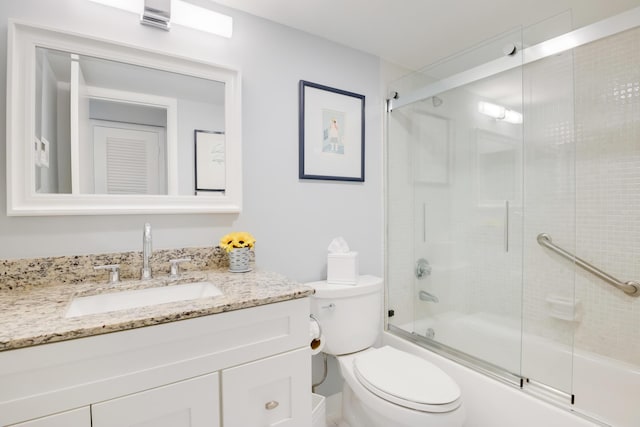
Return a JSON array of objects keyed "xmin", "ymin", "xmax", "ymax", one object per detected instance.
[
  {"xmin": 93, "ymin": 125, "xmax": 163, "ymax": 195},
  {"xmin": 106, "ymin": 138, "xmax": 150, "ymax": 194}
]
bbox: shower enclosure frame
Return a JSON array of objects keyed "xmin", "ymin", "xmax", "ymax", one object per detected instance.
[
  {"xmin": 387, "ymin": 8, "xmax": 640, "ymax": 112},
  {"xmin": 384, "ymin": 5, "xmax": 640, "ymax": 424}
]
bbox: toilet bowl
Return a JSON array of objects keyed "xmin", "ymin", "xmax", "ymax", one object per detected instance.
[
  {"xmin": 338, "ymin": 347, "xmax": 465, "ymax": 427},
  {"xmin": 307, "ymin": 276, "xmax": 465, "ymax": 427}
]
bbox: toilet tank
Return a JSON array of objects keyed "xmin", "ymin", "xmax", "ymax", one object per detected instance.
[{"xmin": 307, "ymin": 275, "xmax": 383, "ymax": 355}]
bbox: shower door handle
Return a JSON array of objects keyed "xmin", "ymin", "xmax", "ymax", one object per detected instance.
[
  {"xmin": 504, "ymin": 200, "xmax": 509, "ymax": 253},
  {"xmin": 423, "ymin": 202, "xmax": 427, "ymax": 243}
]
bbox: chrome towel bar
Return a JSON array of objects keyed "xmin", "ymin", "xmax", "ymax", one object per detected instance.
[{"xmin": 537, "ymin": 233, "xmax": 639, "ymax": 297}]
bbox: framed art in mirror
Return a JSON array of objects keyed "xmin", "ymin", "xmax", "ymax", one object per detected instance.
[{"xmin": 194, "ymin": 130, "xmax": 226, "ymax": 193}]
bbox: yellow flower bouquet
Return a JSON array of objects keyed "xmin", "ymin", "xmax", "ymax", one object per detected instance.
[
  {"xmin": 219, "ymin": 231, "xmax": 256, "ymax": 252},
  {"xmin": 220, "ymin": 231, "xmax": 255, "ymax": 272}
]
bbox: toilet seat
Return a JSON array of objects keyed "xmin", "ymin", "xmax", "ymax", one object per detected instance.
[{"xmin": 353, "ymin": 346, "xmax": 462, "ymax": 413}]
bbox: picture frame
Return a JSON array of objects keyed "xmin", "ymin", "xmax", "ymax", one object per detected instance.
[
  {"xmin": 194, "ymin": 129, "xmax": 226, "ymax": 192},
  {"xmin": 298, "ymin": 80, "xmax": 365, "ymax": 181}
]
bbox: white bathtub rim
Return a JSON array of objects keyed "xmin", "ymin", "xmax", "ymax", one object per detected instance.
[
  {"xmin": 403, "ymin": 312, "xmax": 640, "ymax": 373},
  {"xmin": 382, "ymin": 331, "xmax": 608, "ymax": 427}
]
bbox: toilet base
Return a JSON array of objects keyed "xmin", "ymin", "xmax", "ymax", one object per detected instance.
[
  {"xmin": 337, "ymin": 350, "xmax": 465, "ymax": 427},
  {"xmin": 341, "ymin": 383, "xmax": 395, "ymax": 427},
  {"xmin": 341, "ymin": 383, "xmax": 465, "ymax": 427}
]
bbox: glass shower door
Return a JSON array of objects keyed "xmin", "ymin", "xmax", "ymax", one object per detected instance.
[
  {"xmin": 387, "ymin": 28, "xmax": 526, "ymax": 381},
  {"xmin": 412, "ymin": 74, "xmax": 524, "ymax": 377}
]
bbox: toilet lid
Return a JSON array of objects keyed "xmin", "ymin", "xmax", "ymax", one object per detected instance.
[{"xmin": 353, "ymin": 346, "xmax": 462, "ymax": 413}]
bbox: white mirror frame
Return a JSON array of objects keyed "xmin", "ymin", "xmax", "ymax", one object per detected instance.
[{"xmin": 7, "ymin": 21, "xmax": 242, "ymax": 216}]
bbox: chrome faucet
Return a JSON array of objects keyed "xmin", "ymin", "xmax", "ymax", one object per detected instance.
[
  {"xmin": 419, "ymin": 290, "xmax": 439, "ymax": 303},
  {"xmin": 141, "ymin": 223, "xmax": 152, "ymax": 280}
]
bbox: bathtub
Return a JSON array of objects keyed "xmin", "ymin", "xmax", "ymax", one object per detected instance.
[{"xmin": 394, "ymin": 312, "xmax": 640, "ymax": 427}]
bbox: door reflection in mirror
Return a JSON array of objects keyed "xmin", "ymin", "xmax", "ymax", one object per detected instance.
[{"xmin": 34, "ymin": 47, "xmax": 225, "ymax": 196}]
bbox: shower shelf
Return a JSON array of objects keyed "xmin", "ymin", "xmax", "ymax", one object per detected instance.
[{"xmin": 545, "ymin": 294, "xmax": 581, "ymax": 321}]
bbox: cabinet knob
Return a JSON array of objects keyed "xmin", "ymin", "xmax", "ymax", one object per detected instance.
[{"xmin": 265, "ymin": 400, "xmax": 279, "ymax": 410}]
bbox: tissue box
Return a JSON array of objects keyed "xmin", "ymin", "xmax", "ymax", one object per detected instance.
[{"xmin": 327, "ymin": 252, "xmax": 359, "ymax": 284}]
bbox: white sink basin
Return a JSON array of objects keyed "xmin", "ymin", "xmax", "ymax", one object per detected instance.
[{"xmin": 65, "ymin": 281, "xmax": 223, "ymax": 318}]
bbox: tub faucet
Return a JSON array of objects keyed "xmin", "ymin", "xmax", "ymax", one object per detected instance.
[
  {"xmin": 419, "ymin": 290, "xmax": 439, "ymax": 303},
  {"xmin": 141, "ymin": 223, "xmax": 152, "ymax": 280}
]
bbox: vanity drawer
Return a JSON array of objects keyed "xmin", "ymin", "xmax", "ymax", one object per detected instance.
[{"xmin": 222, "ymin": 347, "xmax": 311, "ymax": 427}]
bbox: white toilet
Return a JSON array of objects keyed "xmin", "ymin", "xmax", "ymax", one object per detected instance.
[{"xmin": 308, "ymin": 275, "xmax": 465, "ymax": 427}]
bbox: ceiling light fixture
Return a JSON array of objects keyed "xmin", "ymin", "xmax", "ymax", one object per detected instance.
[
  {"xmin": 88, "ymin": 0, "xmax": 233, "ymax": 38},
  {"xmin": 140, "ymin": 0, "xmax": 171, "ymax": 31}
]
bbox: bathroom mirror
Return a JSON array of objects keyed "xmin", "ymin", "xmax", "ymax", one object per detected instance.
[{"xmin": 7, "ymin": 21, "xmax": 242, "ymax": 215}]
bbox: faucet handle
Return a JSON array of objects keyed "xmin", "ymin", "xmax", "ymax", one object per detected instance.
[
  {"xmin": 415, "ymin": 258, "xmax": 432, "ymax": 279},
  {"xmin": 94, "ymin": 264, "xmax": 120, "ymax": 284},
  {"xmin": 169, "ymin": 258, "xmax": 191, "ymax": 279}
]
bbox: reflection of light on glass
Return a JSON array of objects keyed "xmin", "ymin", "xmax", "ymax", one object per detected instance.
[
  {"xmin": 478, "ymin": 101, "xmax": 505, "ymax": 119},
  {"xmin": 503, "ymin": 109, "xmax": 523, "ymax": 124},
  {"xmin": 87, "ymin": 0, "xmax": 233, "ymax": 38},
  {"xmin": 535, "ymin": 33, "xmax": 579, "ymax": 59},
  {"xmin": 478, "ymin": 101, "xmax": 522, "ymax": 124}
]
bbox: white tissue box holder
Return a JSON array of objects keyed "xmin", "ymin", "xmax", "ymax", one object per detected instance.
[{"xmin": 327, "ymin": 252, "xmax": 359, "ymax": 285}]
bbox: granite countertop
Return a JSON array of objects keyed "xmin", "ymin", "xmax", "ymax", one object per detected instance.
[{"xmin": 0, "ymin": 269, "xmax": 313, "ymax": 352}]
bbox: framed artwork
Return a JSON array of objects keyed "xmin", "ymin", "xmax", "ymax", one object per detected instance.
[
  {"xmin": 194, "ymin": 130, "xmax": 225, "ymax": 192},
  {"xmin": 298, "ymin": 80, "xmax": 365, "ymax": 181}
]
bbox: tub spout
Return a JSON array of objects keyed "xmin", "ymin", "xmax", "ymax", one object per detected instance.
[{"xmin": 419, "ymin": 290, "xmax": 439, "ymax": 303}]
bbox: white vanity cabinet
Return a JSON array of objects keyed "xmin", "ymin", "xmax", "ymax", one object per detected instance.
[{"xmin": 0, "ymin": 298, "xmax": 311, "ymax": 427}]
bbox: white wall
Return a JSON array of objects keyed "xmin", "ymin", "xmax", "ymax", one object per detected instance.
[{"xmin": 0, "ymin": 0, "xmax": 383, "ymax": 283}]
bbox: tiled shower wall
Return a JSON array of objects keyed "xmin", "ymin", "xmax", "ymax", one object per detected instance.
[
  {"xmin": 572, "ymin": 27, "xmax": 640, "ymax": 364},
  {"xmin": 524, "ymin": 26, "xmax": 640, "ymax": 367},
  {"xmin": 521, "ymin": 47, "xmax": 577, "ymax": 359}
]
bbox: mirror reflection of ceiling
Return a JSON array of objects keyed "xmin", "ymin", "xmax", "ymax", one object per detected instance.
[{"xmin": 43, "ymin": 48, "xmax": 224, "ymax": 105}]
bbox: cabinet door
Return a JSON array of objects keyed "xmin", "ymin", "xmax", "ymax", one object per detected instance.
[
  {"xmin": 222, "ymin": 348, "xmax": 311, "ymax": 427},
  {"xmin": 92, "ymin": 373, "xmax": 219, "ymax": 427},
  {"xmin": 8, "ymin": 407, "xmax": 90, "ymax": 427}
]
